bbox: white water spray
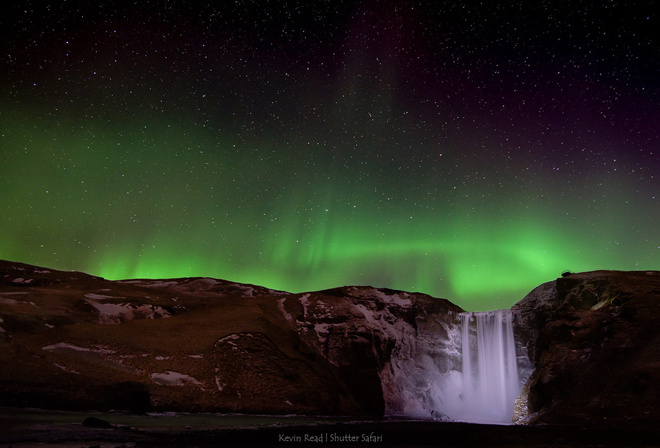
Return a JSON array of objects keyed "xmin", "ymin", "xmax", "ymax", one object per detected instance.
[
  {"xmin": 377, "ymin": 306, "xmax": 530, "ymax": 423},
  {"xmin": 457, "ymin": 310, "xmax": 519, "ymax": 423}
]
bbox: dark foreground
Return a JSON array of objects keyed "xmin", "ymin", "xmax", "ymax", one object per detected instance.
[{"xmin": 2, "ymin": 409, "xmax": 660, "ymax": 448}]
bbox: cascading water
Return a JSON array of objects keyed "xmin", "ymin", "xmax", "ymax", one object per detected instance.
[
  {"xmin": 457, "ymin": 310, "xmax": 520, "ymax": 423},
  {"xmin": 377, "ymin": 306, "xmax": 532, "ymax": 424}
]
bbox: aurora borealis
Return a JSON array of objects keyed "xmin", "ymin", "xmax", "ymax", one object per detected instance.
[{"xmin": 1, "ymin": 2, "xmax": 658, "ymax": 310}]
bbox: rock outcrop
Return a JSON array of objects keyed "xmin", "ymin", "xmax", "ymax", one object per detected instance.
[{"xmin": 512, "ymin": 270, "xmax": 660, "ymax": 427}]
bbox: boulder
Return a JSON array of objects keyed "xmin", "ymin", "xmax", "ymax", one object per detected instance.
[{"xmin": 82, "ymin": 416, "xmax": 113, "ymax": 428}]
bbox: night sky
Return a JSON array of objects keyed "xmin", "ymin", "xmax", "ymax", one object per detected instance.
[{"xmin": 1, "ymin": 1, "xmax": 658, "ymax": 310}]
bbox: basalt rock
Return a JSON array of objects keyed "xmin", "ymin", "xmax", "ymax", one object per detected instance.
[{"xmin": 512, "ymin": 270, "xmax": 660, "ymax": 427}]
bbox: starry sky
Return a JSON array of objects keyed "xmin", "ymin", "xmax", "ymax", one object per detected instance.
[{"xmin": 1, "ymin": 1, "xmax": 658, "ymax": 310}]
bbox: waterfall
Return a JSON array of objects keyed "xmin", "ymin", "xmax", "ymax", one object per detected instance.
[
  {"xmin": 457, "ymin": 310, "xmax": 520, "ymax": 424},
  {"xmin": 379, "ymin": 307, "xmax": 531, "ymax": 423}
]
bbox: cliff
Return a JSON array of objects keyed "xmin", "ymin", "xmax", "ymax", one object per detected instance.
[
  {"xmin": 512, "ymin": 270, "xmax": 660, "ymax": 427},
  {"xmin": 0, "ymin": 260, "xmax": 462, "ymax": 417},
  {"xmin": 3, "ymin": 260, "xmax": 660, "ymax": 428}
]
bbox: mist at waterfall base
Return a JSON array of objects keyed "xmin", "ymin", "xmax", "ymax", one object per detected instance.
[{"xmin": 392, "ymin": 310, "xmax": 528, "ymax": 425}]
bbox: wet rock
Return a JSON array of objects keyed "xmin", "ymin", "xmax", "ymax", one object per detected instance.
[{"xmin": 82, "ymin": 416, "xmax": 113, "ymax": 428}]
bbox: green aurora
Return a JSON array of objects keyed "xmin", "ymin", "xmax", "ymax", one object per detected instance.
[
  {"xmin": 1, "ymin": 2, "xmax": 658, "ymax": 311},
  {"xmin": 1, "ymin": 110, "xmax": 655, "ymax": 311}
]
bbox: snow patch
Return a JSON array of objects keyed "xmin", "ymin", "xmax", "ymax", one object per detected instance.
[
  {"xmin": 12, "ymin": 277, "xmax": 33, "ymax": 284},
  {"xmin": 43, "ymin": 343, "xmax": 91, "ymax": 352},
  {"xmin": 42, "ymin": 343, "xmax": 116, "ymax": 355},
  {"xmin": 349, "ymin": 287, "xmax": 412, "ymax": 307},
  {"xmin": 216, "ymin": 333, "xmax": 255, "ymax": 351},
  {"xmin": 240, "ymin": 286, "xmax": 254, "ymax": 297},
  {"xmin": 53, "ymin": 363, "xmax": 80, "ymax": 374},
  {"xmin": 218, "ymin": 333, "xmax": 241, "ymax": 348},
  {"xmin": 151, "ymin": 371, "xmax": 202, "ymax": 387},
  {"xmin": 140, "ymin": 280, "xmax": 179, "ymax": 288},
  {"xmin": 314, "ymin": 323, "xmax": 332, "ymax": 343},
  {"xmin": 85, "ymin": 293, "xmax": 125, "ymax": 300},
  {"xmin": 311, "ymin": 300, "xmax": 334, "ymax": 319},
  {"xmin": 192, "ymin": 278, "xmax": 219, "ymax": 287},
  {"xmin": 353, "ymin": 304, "xmax": 381, "ymax": 328},
  {"xmin": 277, "ymin": 298, "xmax": 293, "ymax": 321},
  {"xmin": 299, "ymin": 294, "xmax": 311, "ymax": 319},
  {"xmin": 85, "ymin": 300, "xmax": 171, "ymax": 325},
  {"xmin": 0, "ymin": 297, "xmax": 17, "ymax": 305}
]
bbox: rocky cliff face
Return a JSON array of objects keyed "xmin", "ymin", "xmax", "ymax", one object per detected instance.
[
  {"xmin": 3, "ymin": 260, "xmax": 660, "ymax": 427},
  {"xmin": 512, "ymin": 270, "xmax": 660, "ymax": 427},
  {"xmin": 0, "ymin": 260, "xmax": 462, "ymax": 417}
]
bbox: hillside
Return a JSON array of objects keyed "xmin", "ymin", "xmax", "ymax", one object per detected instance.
[
  {"xmin": 4, "ymin": 260, "xmax": 660, "ymax": 431},
  {"xmin": 0, "ymin": 259, "xmax": 461, "ymax": 416}
]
